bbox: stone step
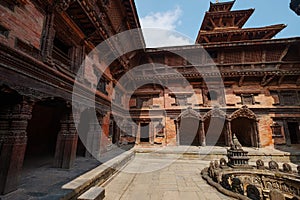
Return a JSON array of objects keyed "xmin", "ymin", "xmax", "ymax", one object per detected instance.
[{"xmin": 78, "ymin": 187, "xmax": 105, "ymax": 200}]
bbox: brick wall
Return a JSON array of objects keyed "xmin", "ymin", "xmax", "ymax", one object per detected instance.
[{"xmin": 0, "ymin": 1, "xmax": 44, "ymax": 49}]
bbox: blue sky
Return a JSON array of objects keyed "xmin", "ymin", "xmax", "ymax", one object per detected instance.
[{"xmin": 135, "ymin": 0, "xmax": 299, "ymax": 47}]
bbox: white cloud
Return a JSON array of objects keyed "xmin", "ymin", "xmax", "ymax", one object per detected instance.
[{"xmin": 140, "ymin": 6, "xmax": 192, "ymax": 48}]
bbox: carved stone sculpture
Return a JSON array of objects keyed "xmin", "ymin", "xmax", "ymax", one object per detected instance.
[
  {"xmin": 231, "ymin": 177, "xmax": 244, "ymax": 195},
  {"xmin": 269, "ymin": 161, "xmax": 279, "ymax": 171},
  {"xmin": 256, "ymin": 159, "xmax": 265, "ymax": 170},
  {"xmin": 283, "ymin": 163, "xmax": 292, "ymax": 173}
]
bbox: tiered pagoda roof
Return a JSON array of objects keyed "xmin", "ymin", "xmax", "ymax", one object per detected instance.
[{"xmin": 196, "ymin": 1, "xmax": 286, "ymax": 44}]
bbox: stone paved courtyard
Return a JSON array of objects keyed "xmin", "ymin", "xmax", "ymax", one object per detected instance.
[{"xmin": 103, "ymin": 153, "xmax": 234, "ymax": 200}]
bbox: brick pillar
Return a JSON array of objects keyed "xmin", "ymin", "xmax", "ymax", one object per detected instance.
[
  {"xmin": 54, "ymin": 108, "xmax": 78, "ymax": 169},
  {"xmin": 0, "ymin": 98, "xmax": 34, "ymax": 194}
]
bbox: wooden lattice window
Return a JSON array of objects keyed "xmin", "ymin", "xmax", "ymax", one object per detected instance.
[
  {"xmin": 279, "ymin": 91, "xmax": 298, "ymax": 106},
  {"xmin": 271, "ymin": 122, "xmax": 283, "ymax": 138},
  {"xmin": 241, "ymin": 94, "xmax": 255, "ymax": 105}
]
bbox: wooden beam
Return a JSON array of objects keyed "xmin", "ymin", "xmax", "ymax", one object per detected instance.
[
  {"xmin": 279, "ymin": 44, "xmax": 290, "ymax": 61},
  {"xmin": 278, "ymin": 75, "xmax": 285, "ymax": 85},
  {"xmin": 238, "ymin": 75, "xmax": 245, "ymax": 87},
  {"xmin": 261, "ymin": 74, "xmax": 276, "ymax": 86}
]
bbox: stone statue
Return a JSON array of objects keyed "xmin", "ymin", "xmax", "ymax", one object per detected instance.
[
  {"xmin": 231, "ymin": 177, "xmax": 244, "ymax": 195},
  {"xmin": 283, "ymin": 163, "xmax": 292, "ymax": 173},
  {"xmin": 246, "ymin": 185, "xmax": 261, "ymax": 200},
  {"xmin": 214, "ymin": 160, "xmax": 220, "ymax": 169},
  {"xmin": 269, "ymin": 189, "xmax": 285, "ymax": 200},
  {"xmin": 220, "ymin": 158, "xmax": 227, "ymax": 167},
  {"xmin": 231, "ymin": 134, "xmax": 242, "ymax": 150},
  {"xmin": 256, "ymin": 159, "xmax": 265, "ymax": 170},
  {"xmin": 269, "ymin": 161, "xmax": 279, "ymax": 171},
  {"xmin": 221, "ymin": 174, "xmax": 231, "ymax": 190}
]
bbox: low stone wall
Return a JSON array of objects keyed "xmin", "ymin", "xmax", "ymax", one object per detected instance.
[{"xmin": 61, "ymin": 150, "xmax": 135, "ymax": 200}]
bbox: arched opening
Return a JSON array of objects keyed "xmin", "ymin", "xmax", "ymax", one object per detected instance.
[
  {"xmin": 231, "ymin": 118, "xmax": 256, "ymax": 147},
  {"xmin": 176, "ymin": 108, "xmax": 201, "ymax": 146},
  {"xmin": 230, "ymin": 106, "xmax": 259, "ymax": 147},
  {"xmin": 24, "ymin": 100, "xmax": 64, "ymax": 168},
  {"xmin": 204, "ymin": 117, "xmax": 227, "ymax": 146},
  {"xmin": 179, "ymin": 117, "xmax": 200, "ymax": 146}
]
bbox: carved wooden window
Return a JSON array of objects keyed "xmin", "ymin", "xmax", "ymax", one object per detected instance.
[
  {"xmin": 271, "ymin": 122, "xmax": 283, "ymax": 138},
  {"xmin": 241, "ymin": 94, "xmax": 255, "ymax": 105},
  {"xmin": 52, "ymin": 36, "xmax": 72, "ymax": 67},
  {"xmin": 137, "ymin": 97, "xmax": 153, "ymax": 109},
  {"xmin": 279, "ymin": 91, "xmax": 298, "ymax": 106},
  {"xmin": 0, "ymin": 24, "xmax": 9, "ymax": 38},
  {"xmin": 97, "ymin": 77, "xmax": 108, "ymax": 95}
]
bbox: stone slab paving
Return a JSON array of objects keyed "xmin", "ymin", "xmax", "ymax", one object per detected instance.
[{"xmin": 103, "ymin": 153, "xmax": 234, "ymax": 200}]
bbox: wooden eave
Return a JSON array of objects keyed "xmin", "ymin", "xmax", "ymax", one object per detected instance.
[
  {"xmin": 209, "ymin": 1, "xmax": 235, "ymax": 12},
  {"xmin": 197, "ymin": 24, "xmax": 286, "ymax": 44},
  {"xmin": 200, "ymin": 9, "xmax": 254, "ymax": 31}
]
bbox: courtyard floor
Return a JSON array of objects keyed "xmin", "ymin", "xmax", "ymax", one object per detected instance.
[{"xmin": 103, "ymin": 153, "xmax": 234, "ymax": 200}]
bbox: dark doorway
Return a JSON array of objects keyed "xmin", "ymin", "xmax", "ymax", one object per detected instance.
[
  {"xmin": 204, "ymin": 117, "xmax": 226, "ymax": 146},
  {"xmin": 179, "ymin": 118, "xmax": 200, "ymax": 146},
  {"xmin": 231, "ymin": 118, "xmax": 256, "ymax": 147},
  {"xmin": 288, "ymin": 122, "xmax": 300, "ymax": 144},
  {"xmin": 140, "ymin": 123, "xmax": 149, "ymax": 143},
  {"xmin": 24, "ymin": 102, "xmax": 63, "ymax": 168}
]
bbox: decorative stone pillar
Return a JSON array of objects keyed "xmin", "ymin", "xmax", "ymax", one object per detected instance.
[
  {"xmin": 54, "ymin": 107, "xmax": 78, "ymax": 169},
  {"xmin": 0, "ymin": 98, "xmax": 34, "ymax": 195}
]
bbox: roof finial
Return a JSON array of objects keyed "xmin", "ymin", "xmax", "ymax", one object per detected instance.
[{"xmin": 216, "ymin": 0, "xmax": 219, "ymax": 3}]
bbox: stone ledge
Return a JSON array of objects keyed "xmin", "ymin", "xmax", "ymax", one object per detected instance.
[
  {"xmin": 61, "ymin": 150, "xmax": 134, "ymax": 200},
  {"xmin": 78, "ymin": 187, "xmax": 105, "ymax": 200}
]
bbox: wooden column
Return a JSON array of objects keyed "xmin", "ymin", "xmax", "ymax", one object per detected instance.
[
  {"xmin": 200, "ymin": 121, "xmax": 206, "ymax": 146},
  {"xmin": 0, "ymin": 98, "xmax": 34, "ymax": 194},
  {"xmin": 227, "ymin": 120, "xmax": 233, "ymax": 147},
  {"xmin": 41, "ymin": 9, "xmax": 55, "ymax": 63},
  {"xmin": 136, "ymin": 122, "xmax": 141, "ymax": 145},
  {"xmin": 54, "ymin": 108, "xmax": 78, "ymax": 169},
  {"xmin": 175, "ymin": 120, "xmax": 180, "ymax": 146}
]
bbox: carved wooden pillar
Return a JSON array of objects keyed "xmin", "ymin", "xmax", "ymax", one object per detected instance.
[
  {"xmin": 175, "ymin": 120, "xmax": 180, "ymax": 146},
  {"xmin": 136, "ymin": 122, "xmax": 141, "ymax": 145},
  {"xmin": 150, "ymin": 122, "xmax": 154, "ymax": 145},
  {"xmin": 0, "ymin": 98, "xmax": 34, "ymax": 194},
  {"xmin": 283, "ymin": 119, "xmax": 291, "ymax": 146},
  {"xmin": 227, "ymin": 120, "xmax": 233, "ymax": 147},
  {"xmin": 41, "ymin": 8, "xmax": 55, "ymax": 63},
  {"xmin": 254, "ymin": 120, "xmax": 261, "ymax": 148},
  {"xmin": 200, "ymin": 121, "xmax": 206, "ymax": 146},
  {"xmin": 54, "ymin": 108, "xmax": 78, "ymax": 169}
]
